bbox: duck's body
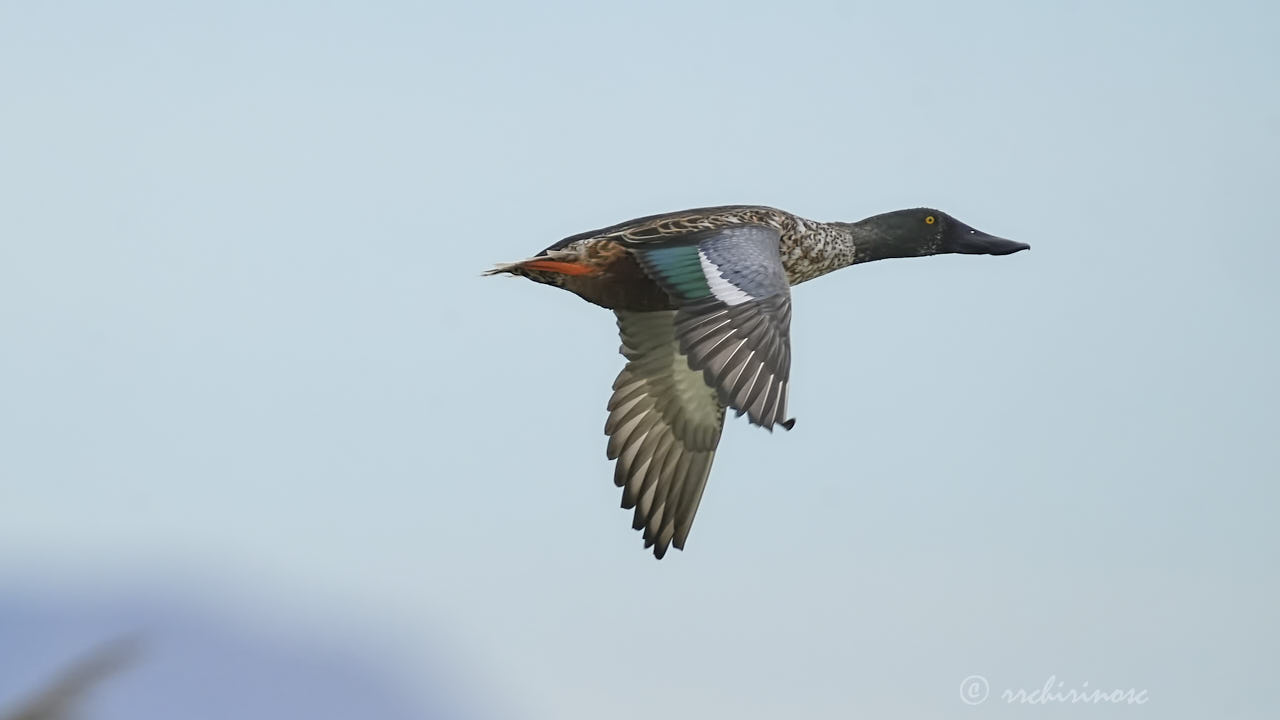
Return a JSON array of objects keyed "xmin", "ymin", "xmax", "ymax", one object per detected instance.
[
  {"xmin": 488, "ymin": 205, "xmax": 1028, "ymax": 558},
  {"xmin": 493, "ymin": 205, "xmax": 853, "ymax": 311}
]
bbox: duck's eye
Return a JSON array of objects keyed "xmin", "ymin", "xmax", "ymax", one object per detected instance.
[{"xmin": 925, "ymin": 215, "xmax": 936, "ymax": 225}]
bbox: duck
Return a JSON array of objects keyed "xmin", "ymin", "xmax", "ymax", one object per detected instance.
[{"xmin": 487, "ymin": 205, "xmax": 1028, "ymax": 558}]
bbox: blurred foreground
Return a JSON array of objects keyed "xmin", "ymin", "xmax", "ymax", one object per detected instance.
[
  {"xmin": 0, "ymin": 584, "xmax": 481, "ymax": 720},
  {"xmin": 2, "ymin": 639, "xmax": 137, "ymax": 720}
]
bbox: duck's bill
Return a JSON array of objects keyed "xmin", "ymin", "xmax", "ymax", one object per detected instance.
[{"xmin": 947, "ymin": 223, "xmax": 1030, "ymax": 255}]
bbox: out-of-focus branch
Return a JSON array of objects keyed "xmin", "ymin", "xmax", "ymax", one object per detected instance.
[{"xmin": 2, "ymin": 637, "xmax": 140, "ymax": 720}]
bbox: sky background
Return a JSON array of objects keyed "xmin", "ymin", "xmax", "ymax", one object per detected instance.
[{"xmin": 2, "ymin": 1, "xmax": 1278, "ymax": 718}]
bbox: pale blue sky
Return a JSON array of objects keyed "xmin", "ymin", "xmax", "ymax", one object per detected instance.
[{"xmin": 2, "ymin": 1, "xmax": 1277, "ymax": 718}]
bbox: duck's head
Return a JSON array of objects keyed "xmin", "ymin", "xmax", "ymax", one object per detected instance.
[{"xmin": 853, "ymin": 208, "xmax": 1029, "ymax": 261}]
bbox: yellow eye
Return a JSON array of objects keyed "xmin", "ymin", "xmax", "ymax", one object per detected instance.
[{"xmin": 925, "ymin": 215, "xmax": 936, "ymax": 225}]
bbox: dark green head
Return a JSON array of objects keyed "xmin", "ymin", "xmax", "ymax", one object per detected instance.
[{"xmin": 849, "ymin": 208, "xmax": 1028, "ymax": 263}]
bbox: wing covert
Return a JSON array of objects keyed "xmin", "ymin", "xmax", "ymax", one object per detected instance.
[{"xmin": 630, "ymin": 226, "xmax": 795, "ymax": 430}]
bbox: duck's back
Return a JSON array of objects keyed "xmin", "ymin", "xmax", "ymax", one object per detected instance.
[{"xmin": 540, "ymin": 205, "xmax": 791, "ymax": 255}]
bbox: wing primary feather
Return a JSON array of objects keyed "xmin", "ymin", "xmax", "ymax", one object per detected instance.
[{"xmin": 607, "ymin": 311, "xmax": 726, "ymax": 558}]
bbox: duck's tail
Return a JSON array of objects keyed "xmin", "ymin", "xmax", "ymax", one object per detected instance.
[
  {"xmin": 483, "ymin": 253, "xmax": 595, "ymax": 281},
  {"xmin": 481, "ymin": 260, "xmax": 526, "ymax": 277}
]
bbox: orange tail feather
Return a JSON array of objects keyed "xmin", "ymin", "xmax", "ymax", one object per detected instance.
[{"xmin": 521, "ymin": 259, "xmax": 595, "ymax": 276}]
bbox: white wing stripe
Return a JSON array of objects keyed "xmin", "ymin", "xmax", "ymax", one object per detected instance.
[{"xmin": 698, "ymin": 250, "xmax": 753, "ymax": 306}]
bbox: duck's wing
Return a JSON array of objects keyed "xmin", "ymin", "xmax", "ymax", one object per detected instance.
[
  {"xmin": 627, "ymin": 225, "xmax": 794, "ymax": 430},
  {"xmin": 609, "ymin": 310, "xmax": 725, "ymax": 558}
]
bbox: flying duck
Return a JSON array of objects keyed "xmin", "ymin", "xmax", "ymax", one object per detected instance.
[{"xmin": 487, "ymin": 205, "xmax": 1028, "ymax": 558}]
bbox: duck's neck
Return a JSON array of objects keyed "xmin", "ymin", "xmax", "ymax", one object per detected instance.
[
  {"xmin": 782, "ymin": 219, "xmax": 884, "ymax": 285},
  {"xmin": 836, "ymin": 220, "xmax": 931, "ymax": 264}
]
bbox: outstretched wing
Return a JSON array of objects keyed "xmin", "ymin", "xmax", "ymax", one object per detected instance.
[
  {"xmin": 629, "ymin": 225, "xmax": 794, "ymax": 430},
  {"xmin": 608, "ymin": 310, "xmax": 725, "ymax": 558}
]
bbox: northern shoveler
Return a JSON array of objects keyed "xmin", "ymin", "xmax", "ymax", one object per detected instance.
[{"xmin": 487, "ymin": 205, "xmax": 1028, "ymax": 558}]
